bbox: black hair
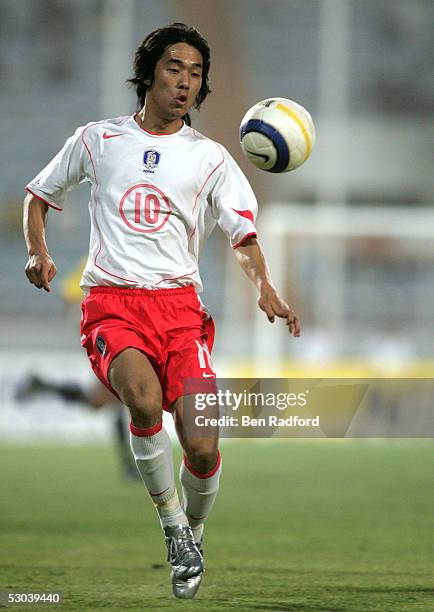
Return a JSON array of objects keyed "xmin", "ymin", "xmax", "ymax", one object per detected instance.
[{"xmin": 127, "ymin": 22, "xmax": 211, "ymax": 126}]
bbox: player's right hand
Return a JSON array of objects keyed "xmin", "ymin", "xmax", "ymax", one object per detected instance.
[{"xmin": 25, "ymin": 254, "xmax": 57, "ymax": 292}]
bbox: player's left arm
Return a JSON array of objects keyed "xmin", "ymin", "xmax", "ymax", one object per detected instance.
[{"xmin": 234, "ymin": 236, "xmax": 300, "ymax": 337}]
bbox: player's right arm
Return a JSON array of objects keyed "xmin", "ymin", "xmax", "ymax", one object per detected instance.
[
  {"xmin": 23, "ymin": 123, "xmax": 89, "ymax": 292},
  {"xmin": 23, "ymin": 193, "xmax": 57, "ymax": 292}
]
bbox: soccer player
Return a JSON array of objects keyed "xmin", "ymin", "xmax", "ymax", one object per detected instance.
[{"xmin": 23, "ymin": 23, "xmax": 300, "ymax": 599}]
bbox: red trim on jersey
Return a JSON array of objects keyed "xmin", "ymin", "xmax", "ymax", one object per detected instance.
[
  {"xmin": 92, "ymin": 261, "xmax": 141, "ymax": 283},
  {"xmin": 82, "ymin": 123, "xmax": 141, "ymax": 284},
  {"xmin": 188, "ymin": 145, "xmax": 225, "ymax": 241},
  {"xmin": 25, "ymin": 188, "xmax": 63, "ymax": 211},
  {"xmin": 233, "ymin": 232, "xmax": 257, "ymax": 249},
  {"xmin": 81, "ymin": 125, "xmax": 98, "ymax": 185},
  {"xmin": 81, "ymin": 123, "xmax": 103, "ymax": 267},
  {"xmin": 130, "ymin": 420, "xmax": 163, "ymax": 437},
  {"xmin": 90, "ymin": 285, "xmax": 195, "ymax": 297},
  {"xmin": 133, "ymin": 113, "xmax": 184, "ymax": 136},
  {"xmin": 155, "ymin": 268, "xmax": 198, "ymax": 286},
  {"xmin": 231, "ymin": 208, "xmax": 255, "ymax": 224},
  {"xmin": 183, "ymin": 450, "xmax": 221, "ymax": 479},
  {"xmin": 141, "ymin": 128, "xmax": 173, "ymax": 136},
  {"xmin": 191, "ymin": 149, "xmax": 225, "ymax": 218}
]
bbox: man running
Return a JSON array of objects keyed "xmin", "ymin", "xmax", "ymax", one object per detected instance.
[{"xmin": 23, "ymin": 22, "xmax": 300, "ymax": 599}]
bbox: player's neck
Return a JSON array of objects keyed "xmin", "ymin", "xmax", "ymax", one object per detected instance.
[{"xmin": 135, "ymin": 108, "xmax": 183, "ymax": 136}]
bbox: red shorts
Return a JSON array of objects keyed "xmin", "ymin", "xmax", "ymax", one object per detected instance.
[{"xmin": 80, "ymin": 285, "xmax": 216, "ymax": 411}]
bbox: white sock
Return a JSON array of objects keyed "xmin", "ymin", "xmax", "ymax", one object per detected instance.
[
  {"xmin": 180, "ymin": 451, "xmax": 222, "ymax": 542},
  {"xmin": 156, "ymin": 489, "xmax": 188, "ymax": 528},
  {"xmin": 129, "ymin": 421, "xmax": 188, "ymax": 528}
]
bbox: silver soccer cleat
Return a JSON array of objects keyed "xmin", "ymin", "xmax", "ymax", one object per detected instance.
[
  {"xmin": 170, "ymin": 532, "xmax": 205, "ymax": 598},
  {"xmin": 171, "ymin": 572, "xmax": 203, "ymax": 599},
  {"xmin": 164, "ymin": 524, "xmax": 204, "ymax": 599}
]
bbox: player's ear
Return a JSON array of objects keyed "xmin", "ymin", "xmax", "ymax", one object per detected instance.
[{"xmin": 141, "ymin": 75, "xmax": 152, "ymax": 89}]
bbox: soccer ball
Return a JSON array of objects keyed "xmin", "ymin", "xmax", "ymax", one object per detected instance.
[{"xmin": 239, "ymin": 97, "xmax": 316, "ymax": 173}]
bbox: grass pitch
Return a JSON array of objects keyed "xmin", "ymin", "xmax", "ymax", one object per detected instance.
[{"xmin": 1, "ymin": 440, "xmax": 433, "ymax": 612}]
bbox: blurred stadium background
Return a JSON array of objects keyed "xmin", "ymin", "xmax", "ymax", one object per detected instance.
[{"xmin": 1, "ymin": 0, "xmax": 433, "ymax": 442}]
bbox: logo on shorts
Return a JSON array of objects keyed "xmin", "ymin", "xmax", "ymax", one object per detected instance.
[
  {"xmin": 96, "ymin": 335, "xmax": 106, "ymax": 356},
  {"xmin": 143, "ymin": 149, "xmax": 161, "ymax": 173}
]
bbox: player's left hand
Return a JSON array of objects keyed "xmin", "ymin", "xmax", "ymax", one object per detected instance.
[{"xmin": 258, "ymin": 283, "xmax": 300, "ymax": 337}]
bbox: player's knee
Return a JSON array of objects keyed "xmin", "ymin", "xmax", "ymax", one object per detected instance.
[
  {"xmin": 185, "ymin": 441, "xmax": 219, "ymax": 474},
  {"xmin": 119, "ymin": 381, "xmax": 162, "ymax": 421}
]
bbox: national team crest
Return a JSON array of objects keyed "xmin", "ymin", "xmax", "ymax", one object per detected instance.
[{"xmin": 143, "ymin": 148, "xmax": 161, "ymax": 173}]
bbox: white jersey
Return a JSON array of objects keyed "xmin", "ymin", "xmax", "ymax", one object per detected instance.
[{"xmin": 26, "ymin": 114, "xmax": 258, "ymax": 293}]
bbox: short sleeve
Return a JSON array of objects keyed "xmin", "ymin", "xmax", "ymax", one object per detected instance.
[
  {"xmin": 26, "ymin": 125, "xmax": 89, "ymax": 211},
  {"xmin": 208, "ymin": 146, "xmax": 258, "ymax": 248}
]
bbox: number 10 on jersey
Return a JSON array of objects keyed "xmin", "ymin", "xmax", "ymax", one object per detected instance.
[
  {"xmin": 119, "ymin": 183, "xmax": 172, "ymax": 234},
  {"xmin": 135, "ymin": 193, "xmax": 160, "ymax": 225}
]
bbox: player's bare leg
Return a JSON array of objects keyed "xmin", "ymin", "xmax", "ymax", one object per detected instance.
[{"xmin": 108, "ymin": 349, "xmax": 203, "ymax": 594}]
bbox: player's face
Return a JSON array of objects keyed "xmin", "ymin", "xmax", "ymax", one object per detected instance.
[{"xmin": 147, "ymin": 43, "xmax": 203, "ymax": 123}]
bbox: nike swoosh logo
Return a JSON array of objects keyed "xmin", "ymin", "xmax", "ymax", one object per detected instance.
[
  {"xmin": 102, "ymin": 131, "xmax": 125, "ymax": 139},
  {"xmin": 202, "ymin": 373, "xmax": 216, "ymax": 378},
  {"xmin": 149, "ymin": 486, "xmax": 170, "ymax": 497}
]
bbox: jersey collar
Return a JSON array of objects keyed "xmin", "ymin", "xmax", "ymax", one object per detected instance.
[{"xmin": 131, "ymin": 114, "xmax": 187, "ymax": 137}]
